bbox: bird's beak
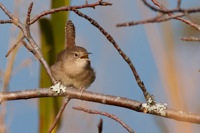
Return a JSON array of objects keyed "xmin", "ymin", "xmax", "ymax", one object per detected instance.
[{"xmin": 80, "ymin": 52, "xmax": 92, "ymax": 60}]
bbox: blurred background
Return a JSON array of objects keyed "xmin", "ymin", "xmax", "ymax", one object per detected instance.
[{"xmin": 1, "ymin": 0, "xmax": 200, "ymax": 133}]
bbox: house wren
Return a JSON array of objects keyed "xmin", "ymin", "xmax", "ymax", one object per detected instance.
[{"xmin": 50, "ymin": 20, "xmax": 95, "ymax": 92}]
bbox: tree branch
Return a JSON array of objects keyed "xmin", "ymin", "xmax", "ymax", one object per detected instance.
[
  {"xmin": 72, "ymin": 9, "xmax": 155, "ymax": 105},
  {"xmin": 148, "ymin": 0, "xmax": 200, "ymax": 31},
  {"xmin": 0, "ymin": 2, "xmax": 56, "ymax": 83},
  {"xmin": 0, "ymin": 88, "xmax": 200, "ymax": 124},
  {"xmin": 48, "ymin": 98, "xmax": 71, "ymax": 133},
  {"xmin": 116, "ymin": 13, "xmax": 185, "ymax": 27},
  {"xmin": 181, "ymin": 37, "xmax": 200, "ymax": 42},
  {"xmin": 97, "ymin": 118, "xmax": 103, "ymax": 133},
  {"xmin": 142, "ymin": 0, "xmax": 200, "ymax": 14},
  {"xmin": 5, "ymin": 36, "xmax": 25, "ymax": 57},
  {"xmin": 73, "ymin": 107, "xmax": 135, "ymax": 133},
  {"xmin": 117, "ymin": 0, "xmax": 200, "ymax": 32},
  {"xmin": 29, "ymin": 1, "xmax": 112, "ymax": 25},
  {"xmin": 0, "ymin": 20, "xmax": 12, "ymax": 24}
]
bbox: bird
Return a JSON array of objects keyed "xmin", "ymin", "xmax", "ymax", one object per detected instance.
[{"xmin": 50, "ymin": 20, "xmax": 95, "ymax": 93}]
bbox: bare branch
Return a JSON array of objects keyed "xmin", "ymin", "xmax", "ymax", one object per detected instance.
[
  {"xmin": 29, "ymin": 1, "xmax": 112, "ymax": 25},
  {"xmin": 0, "ymin": 88, "xmax": 200, "ymax": 124},
  {"xmin": 142, "ymin": 0, "xmax": 200, "ymax": 14},
  {"xmin": 98, "ymin": 118, "xmax": 103, "ymax": 133},
  {"xmin": 72, "ymin": 9, "xmax": 155, "ymax": 105},
  {"xmin": 5, "ymin": 36, "xmax": 25, "ymax": 57},
  {"xmin": 0, "ymin": 2, "xmax": 56, "ymax": 84},
  {"xmin": 117, "ymin": 1, "xmax": 200, "ymax": 30},
  {"xmin": 48, "ymin": 98, "xmax": 71, "ymax": 133},
  {"xmin": 73, "ymin": 107, "xmax": 135, "ymax": 133},
  {"xmin": 0, "ymin": 3, "xmax": 16, "ymax": 20},
  {"xmin": 26, "ymin": 2, "xmax": 33, "ymax": 26},
  {"xmin": 142, "ymin": 0, "xmax": 200, "ymax": 31},
  {"xmin": 116, "ymin": 13, "xmax": 185, "ymax": 27},
  {"xmin": 0, "ymin": 20, "xmax": 12, "ymax": 24},
  {"xmin": 181, "ymin": 37, "xmax": 200, "ymax": 42}
]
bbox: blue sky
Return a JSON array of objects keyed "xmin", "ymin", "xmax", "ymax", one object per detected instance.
[{"xmin": 1, "ymin": 0, "xmax": 200, "ymax": 133}]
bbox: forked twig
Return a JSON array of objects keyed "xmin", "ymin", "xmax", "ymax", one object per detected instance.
[
  {"xmin": 142, "ymin": 0, "xmax": 200, "ymax": 31},
  {"xmin": 142, "ymin": 0, "xmax": 200, "ymax": 14},
  {"xmin": 0, "ymin": 2, "xmax": 56, "ymax": 83}
]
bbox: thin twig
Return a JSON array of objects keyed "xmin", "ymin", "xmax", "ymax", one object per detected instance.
[
  {"xmin": 117, "ymin": 1, "xmax": 200, "ymax": 30},
  {"xmin": 181, "ymin": 37, "xmax": 200, "ymax": 42},
  {"xmin": 0, "ymin": 20, "xmax": 12, "ymax": 24},
  {"xmin": 116, "ymin": 13, "xmax": 185, "ymax": 27},
  {"xmin": 0, "ymin": 3, "xmax": 16, "ymax": 20},
  {"xmin": 141, "ymin": 0, "xmax": 200, "ymax": 31},
  {"xmin": 73, "ymin": 107, "xmax": 135, "ymax": 133},
  {"xmin": 72, "ymin": 9, "xmax": 155, "ymax": 105},
  {"xmin": 98, "ymin": 118, "xmax": 103, "ymax": 133},
  {"xmin": 48, "ymin": 98, "xmax": 71, "ymax": 133},
  {"xmin": 29, "ymin": 1, "xmax": 112, "ymax": 25},
  {"xmin": 141, "ymin": 0, "xmax": 200, "ymax": 14},
  {"xmin": 0, "ymin": 3, "xmax": 56, "ymax": 84},
  {"xmin": 26, "ymin": 2, "xmax": 33, "ymax": 26},
  {"xmin": 5, "ymin": 36, "xmax": 25, "ymax": 57}
]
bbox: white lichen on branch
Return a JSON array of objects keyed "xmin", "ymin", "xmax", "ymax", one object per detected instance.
[
  {"xmin": 142, "ymin": 103, "xmax": 167, "ymax": 116},
  {"xmin": 50, "ymin": 82, "xmax": 67, "ymax": 93}
]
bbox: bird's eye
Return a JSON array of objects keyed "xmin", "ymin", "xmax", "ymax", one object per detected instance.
[{"xmin": 74, "ymin": 53, "xmax": 79, "ymax": 57}]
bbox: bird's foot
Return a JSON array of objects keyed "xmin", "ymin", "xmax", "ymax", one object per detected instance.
[
  {"xmin": 50, "ymin": 82, "xmax": 67, "ymax": 93},
  {"xmin": 79, "ymin": 88, "xmax": 85, "ymax": 98}
]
